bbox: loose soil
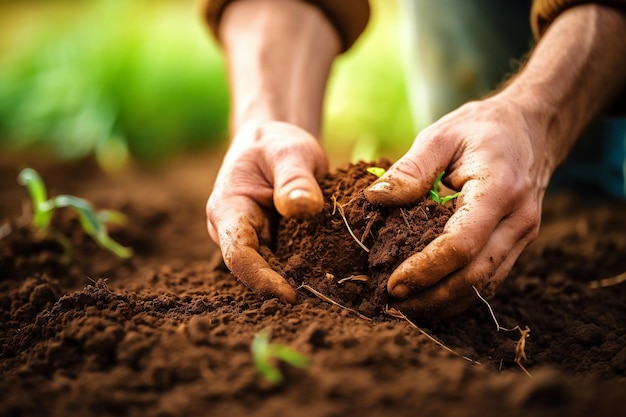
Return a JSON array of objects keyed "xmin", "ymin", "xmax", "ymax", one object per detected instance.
[
  {"xmin": 266, "ymin": 159, "xmax": 454, "ymax": 318},
  {"xmin": 1, "ymin": 151, "xmax": 625, "ymax": 417}
]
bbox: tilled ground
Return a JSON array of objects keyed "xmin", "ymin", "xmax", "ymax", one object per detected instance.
[{"xmin": 1, "ymin": 153, "xmax": 625, "ymax": 417}]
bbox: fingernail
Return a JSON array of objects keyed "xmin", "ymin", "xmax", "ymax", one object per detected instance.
[
  {"xmin": 391, "ymin": 283, "xmax": 410, "ymax": 298},
  {"xmin": 368, "ymin": 181, "xmax": 392, "ymax": 192},
  {"xmin": 289, "ymin": 189, "xmax": 312, "ymax": 201}
]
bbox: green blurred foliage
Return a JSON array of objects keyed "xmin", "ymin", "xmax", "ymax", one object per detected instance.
[
  {"xmin": 0, "ymin": 0, "xmax": 414, "ymax": 170},
  {"xmin": 0, "ymin": 0, "xmax": 229, "ymax": 171},
  {"xmin": 324, "ymin": 0, "xmax": 416, "ymax": 162}
]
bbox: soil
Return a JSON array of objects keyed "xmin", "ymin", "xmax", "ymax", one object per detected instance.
[
  {"xmin": 266, "ymin": 159, "xmax": 454, "ymax": 318},
  {"xmin": 1, "ymin": 152, "xmax": 625, "ymax": 417}
]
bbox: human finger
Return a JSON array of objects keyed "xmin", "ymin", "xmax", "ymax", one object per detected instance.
[
  {"xmin": 365, "ymin": 127, "xmax": 457, "ymax": 207},
  {"xmin": 391, "ymin": 204, "xmax": 540, "ymax": 320},
  {"xmin": 271, "ymin": 140, "xmax": 328, "ymax": 218},
  {"xmin": 207, "ymin": 196, "xmax": 296, "ymax": 303},
  {"xmin": 386, "ymin": 177, "xmax": 512, "ymax": 298}
]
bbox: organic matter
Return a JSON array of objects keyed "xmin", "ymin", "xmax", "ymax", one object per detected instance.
[
  {"xmin": 1, "ymin": 154, "xmax": 625, "ymax": 417},
  {"xmin": 265, "ymin": 160, "xmax": 455, "ymax": 317}
]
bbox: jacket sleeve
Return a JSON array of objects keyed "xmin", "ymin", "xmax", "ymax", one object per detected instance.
[
  {"xmin": 531, "ymin": 0, "xmax": 626, "ymax": 37},
  {"xmin": 199, "ymin": 0, "xmax": 370, "ymax": 52}
]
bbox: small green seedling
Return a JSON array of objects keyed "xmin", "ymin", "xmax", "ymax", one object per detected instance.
[
  {"xmin": 429, "ymin": 171, "xmax": 460, "ymax": 205},
  {"xmin": 366, "ymin": 166, "xmax": 386, "ymax": 178},
  {"xmin": 18, "ymin": 168, "xmax": 132, "ymax": 258},
  {"xmin": 251, "ymin": 329, "xmax": 310, "ymax": 385}
]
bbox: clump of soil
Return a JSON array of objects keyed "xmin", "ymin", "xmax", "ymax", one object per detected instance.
[{"xmin": 265, "ymin": 160, "xmax": 453, "ymax": 317}]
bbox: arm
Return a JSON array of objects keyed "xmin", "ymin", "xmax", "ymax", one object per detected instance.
[
  {"xmin": 219, "ymin": 0, "xmax": 339, "ymax": 137},
  {"xmin": 365, "ymin": 4, "xmax": 626, "ymax": 319},
  {"xmin": 506, "ymin": 4, "xmax": 626, "ymax": 165},
  {"xmin": 206, "ymin": 0, "xmax": 341, "ymax": 302}
]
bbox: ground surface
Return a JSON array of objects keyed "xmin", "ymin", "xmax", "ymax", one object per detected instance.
[{"xmin": 1, "ymin": 152, "xmax": 625, "ymax": 417}]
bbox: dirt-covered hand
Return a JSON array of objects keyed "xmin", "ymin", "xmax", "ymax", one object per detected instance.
[
  {"xmin": 365, "ymin": 96, "xmax": 554, "ymax": 319},
  {"xmin": 206, "ymin": 121, "xmax": 328, "ymax": 303}
]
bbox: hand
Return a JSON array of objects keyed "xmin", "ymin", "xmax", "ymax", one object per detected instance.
[
  {"xmin": 365, "ymin": 95, "xmax": 553, "ymax": 319},
  {"xmin": 206, "ymin": 121, "xmax": 328, "ymax": 303},
  {"xmin": 364, "ymin": 2, "xmax": 626, "ymax": 320}
]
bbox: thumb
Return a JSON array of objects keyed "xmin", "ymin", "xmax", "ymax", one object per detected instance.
[
  {"xmin": 364, "ymin": 159, "xmax": 441, "ymax": 207},
  {"xmin": 364, "ymin": 134, "xmax": 452, "ymax": 207},
  {"xmin": 273, "ymin": 148, "xmax": 327, "ymax": 218}
]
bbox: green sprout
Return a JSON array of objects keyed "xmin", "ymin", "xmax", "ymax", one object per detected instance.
[
  {"xmin": 429, "ymin": 171, "xmax": 460, "ymax": 205},
  {"xmin": 17, "ymin": 168, "xmax": 132, "ymax": 259},
  {"xmin": 251, "ymin": 329, "xmax": 310, "ymax": 385},
  {"xmin": 366, "ymin": 166, "xmax": 386, "ymax": 178}
]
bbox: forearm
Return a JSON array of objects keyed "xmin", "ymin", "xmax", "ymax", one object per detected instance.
[
  {"xmin": 503, "ymin": 4, "xmax": 626, "ymax": 169},
  {"xmin": 219, "ymin": 0, "xmax": 341, "ymax": 138}
]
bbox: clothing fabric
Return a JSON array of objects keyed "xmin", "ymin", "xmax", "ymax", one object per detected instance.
[
  {"xmin": 200, "ymin": 0, "xmax": 626, "ymax": 48},
  {"xmin": 199, "ymin": 0, "xmax": 369, "ymax": 52},
  {"xmin": 531, "ymin": 0, "xmax": 626, "ymax": 36}
]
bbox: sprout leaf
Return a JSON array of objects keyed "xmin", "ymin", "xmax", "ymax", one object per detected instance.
[{"xmin": 251, "ymin": 329, "xmax": 310, "ymax": 385}]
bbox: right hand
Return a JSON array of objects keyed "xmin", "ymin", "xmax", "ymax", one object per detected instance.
[{"xmin": 206, "ymin": 121, "xmax": 328, "ymax": 303}]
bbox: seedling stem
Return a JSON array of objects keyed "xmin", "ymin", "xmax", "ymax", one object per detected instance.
[
  {"xmin": 430, "ymin": 171, "xmax": 460, "ymax": 205},
  {"xmin": 18, "ymin": 168, "xmax": 132, "ymax": 258},
  {"xmin": 251, "ymin": 329, "xmax": 310, "ymax": 385}
]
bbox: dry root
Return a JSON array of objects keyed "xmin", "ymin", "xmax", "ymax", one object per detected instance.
[
  {"xmin": 384, "ymin": 306, "xmax": 480, "ymax": 365},
  {"xmin": 337, "ymin": 274, "xmax": 370, "ymax": 284},
  {"xmin": 331, "ymin": 194, "xmax": 370, "ymax": 253},
  {"xmin": 299, "ymin": 284, "xmax": 371, "ymax": 321},
  {"xmin": 588, "ymin": 271, "xmax": 626, "ymax": 289},
  {"xmin": 472, "ymin": 286, "xmax": 532, "ymax": 377}
]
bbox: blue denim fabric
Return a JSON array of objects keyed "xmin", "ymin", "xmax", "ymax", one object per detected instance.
[
  {"xmin": 400, "ymin": 0, "xmax": 532, "ymax": 124},
  {"xmin": 552, "ymin": 118, "xmax": 626, "ymax": 199}
]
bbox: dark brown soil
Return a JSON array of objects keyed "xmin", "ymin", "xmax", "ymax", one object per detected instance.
[
  {"xmin": 267, "ymin": 160, "xmax": 453, "ymax": 317},
  {"xmin": 1, "ymin": 152, "xmax": 625, "ymax": 417}
]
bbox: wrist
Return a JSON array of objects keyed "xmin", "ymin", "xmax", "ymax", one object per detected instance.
[
  {"xmin": 220, "ymin": 0, "xmax": 340, "ymax": 138},
  {"xmin": 497, "ymin": 4, "xmax": 626, "ymax": 169}
]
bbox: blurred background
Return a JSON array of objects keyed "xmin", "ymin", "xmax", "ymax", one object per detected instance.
[{"xmin": 0, "ymin": 0, "xmax": 415, "ymax": 173}]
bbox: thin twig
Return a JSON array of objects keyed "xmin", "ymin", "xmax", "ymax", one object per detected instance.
[
  {"xmin": 472, "ymin": 286, "xmax": 532, "ymax": 377},
  {"xmin": 400, "ymin": 208, "xmax": 411, "ymax": 228},
  {"xmin": 299, "ymin": 284, "xmax": 371, "ymax": 321},
  {"xmin": 419, "ymin": 207, "xmax": 428, "ymax": 221},
  {"xmin": 360, "ymin": 212, "xmax": 378, "ymax": 243},
  {"xmin": 473, "ymin": 286, "xmax": 516, "ymax": 332},
  {"xmin": 337, "ymin": 274, "xmax": 370, "ymax": 284},
  {"xmin": 515, "ymin": 326, "xmax": 532, "ymax": 378},
  {"xmin": 332, "ymin": 195, "xmax": 369, "ymax": 253},
  {"xmin": 588, "ymin": 271, "xmax": 626, "ymax": 289},
  {"xmin": 384, "ymin": 306, "xmax": 480, "ymax": 365}
]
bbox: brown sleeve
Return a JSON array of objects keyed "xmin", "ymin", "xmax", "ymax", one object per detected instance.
[
  {"xmin": 199, "ymin": 0, "xmax": 370, "ymax": 52},
  {"xmin": 531, "ymin": 0, "xmax": 626, "ymax": 37}
]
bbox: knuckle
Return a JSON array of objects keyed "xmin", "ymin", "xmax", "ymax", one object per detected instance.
[
  {"xmin": 462, "ymin": 261, "xmax": 501, "ymax": 299},
  {"xmin": 451, "ymin": 236, "xmax": 482, "ymax": 266},
  {"xmin": 515, "ymin": 203, "xmax": 541, "ymax": 240},
  {"xmin": 205, "ymin": 194, "xmax": 224, "ymax": 222}
]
